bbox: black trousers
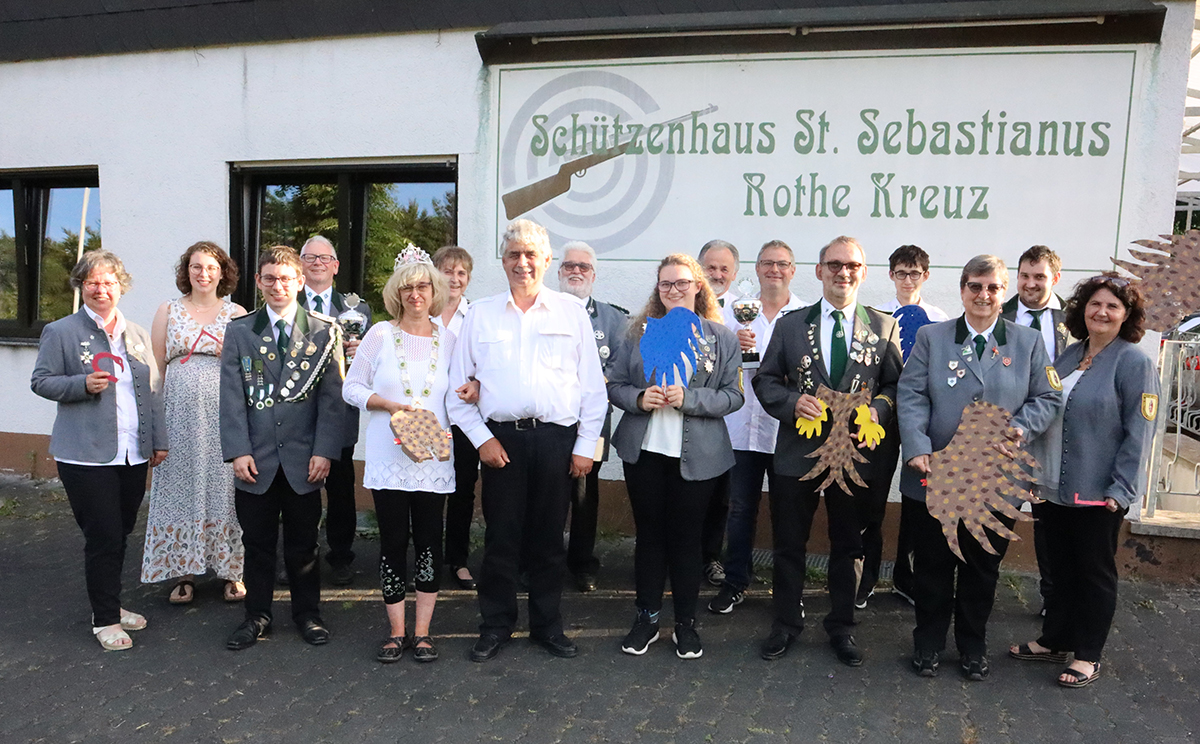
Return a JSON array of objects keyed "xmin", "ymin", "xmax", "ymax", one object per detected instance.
[
  {"xmin": 770, "ymin": 476, "xmax": 865, "ymax": 638},
  {"xmin": 477, "ymin": 421, "xmax": 575, "ymax": 638},
  {"xmin": 860, "ymin": 421, "xmax": 900, "ymax": 595},
  {"xmin": 236, "ymin": 472, "xmax": 322, "ymax": 624},
  {"xmin": 624, "ymin": 452, "xmax": 717, "ymax": 622},
  {"xmin": 324, "ymin": 445, "xmax": 357, "ymax": 568},
  {"xmin": 1030, "ymin": 500, "xmax": 1055, "ymax": 605},
  {"xmin": 567, "ymin": 466, "xmax": 601, "ymax": 576},
  {"xmin": 444, "ymin": 426, "xmax": 480, "ymax": 568},
  {"xmin": 373, "ymin": 489, "xmax": 445, "ymax": 603},
  {"xmin": 700, "ymin": 469, "xmax": 731, "ymax": 565},
  {"xmin": 910, "ymin": 497, "xmax": 1012, "ymax": 656},
  {"xmin": 1038, "ymin": 501, "xmax": 1125, "ymax": 663},
  {"xmin": 58, "ymin": 461, "xmax": 148, "ymax": 627}
]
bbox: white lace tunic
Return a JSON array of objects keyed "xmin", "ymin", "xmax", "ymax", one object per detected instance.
[{"xmin": 343, "ymin": 321, "xmax": 457, "ymax": 493}]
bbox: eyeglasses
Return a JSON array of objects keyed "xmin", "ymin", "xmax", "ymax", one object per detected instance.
[
  {"xmin": 561, "ymin": 261, "xmax": 594, "ymax": 274},
  {"xmin": 83, "ymin": 280, "xmax": 120, "ymax": 291},
  {"xmin": 657, "ymin": 279, "xmax": 694, "ymax": 293},
  {"xmin": 892, "ymin": 270, "xmax": 925, "ymax": 281},
  {"xmin": 965, "ymin": 282, "xmax": 1005, "ymax": 296},
  {"xmin": 400, "ymin": 282, "xmax": 433, "ymax": 294},
  {"xmin": 823, "ymin": 261, "xmax": 864, "ymax": 275},
  {"xmin": 300, "ymin": 254, "xmax": 336, "ymax": 265},
  {"xmin": 757, "ymin": 260, "xmax": 794, "ymax": 270},
  {"xmin": 189, "ymin": 264, "xmax": 221, "ymax": 275},
  {"xmin": 259, "ymin": 275, "xmax": 299, "ymax": 287}
]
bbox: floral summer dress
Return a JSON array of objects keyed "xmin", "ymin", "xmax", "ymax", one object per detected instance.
[{"xmin": 140, "ymin": 298, "xmax": 244, "ymax": 583}]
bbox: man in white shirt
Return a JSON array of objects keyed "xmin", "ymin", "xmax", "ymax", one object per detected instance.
[
  {"xmin": 697, "ymin": 238, "xmax": 742, "ymax": 586},
  {"xmin": 708, "ymin": 240, "xmax": 806, "ymax": 614},
  {"xmin": 448, "ymin": 219, "xmax": 608, "ymax": 662},
  {"xmin": 1000, "ymin": 244, "xmax": 1070, "ymax": 618}
]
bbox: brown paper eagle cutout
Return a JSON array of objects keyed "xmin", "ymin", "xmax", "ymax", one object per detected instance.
[
  {"xmin": 390, "ymin": 408, "xmax": 452, "ymax": 463},
  {"xmin": 1112, "ymin": 229, "xmax": 1200, "ymax": 332},
  {"xmin": 925, "ymin": 400, "xmax": 1038, "ymax": 562},
  {"xmin": 799, "ymin": 385, "xmax": 875, "ymax": 493}
]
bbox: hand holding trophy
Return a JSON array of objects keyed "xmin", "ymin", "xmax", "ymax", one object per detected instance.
[
  {"xmin": 336, "ymin": 293, "xmax": 368, "ymax": 364},
  {"xmin": 731, "ymin": 296, "xmax": 763, "ymax": 369}
]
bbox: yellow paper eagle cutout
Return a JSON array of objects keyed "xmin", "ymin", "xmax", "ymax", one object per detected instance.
[
  {"xmin": 1112, "ymin": 229, "xmax": 1200, "ymax": 332},
  {"xmin": 795, "ymin": 399, "xmax": 829, "ymax": 437},
  {"xmin": 799, "ymin": 385, "xmax": 874, "ymax": 493},
  {"xmin": 854, "ymin": 404, "xmax": 885, "ymax": 448},
  {"xmin": 925, "ymin": 400, "xmax": 1038, "ymax": 562}
]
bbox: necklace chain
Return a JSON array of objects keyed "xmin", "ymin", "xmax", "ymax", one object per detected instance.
[{"xmin": 393, "ymin": 325, "xmax": 440, "ymax": 407}]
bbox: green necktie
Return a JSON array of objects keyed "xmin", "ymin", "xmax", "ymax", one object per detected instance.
[
  {"xmin": 1029, "ymin": 308, "xmax": 1043, "ymax": 331},
  {"xmin": 312, "ymin": 294, "xmax": 323, "ymax": 313},
  {"xmin": 830, "ymin": 309, "xmax": 848, "ymax": 387},
  {"xmin": 974, "ymin": 334, "xmax": 986, "ymax": 359},
  {"xmin": 276, "ymin": 318, "xmax": 290, "ymax": 356},
  {"xmin": 718, "ymin": 297, "xmax": 725, "ymax": 308}
]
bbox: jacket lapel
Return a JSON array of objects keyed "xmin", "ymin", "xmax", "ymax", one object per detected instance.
[
  {"xmin": 250, "ymin": 308, "xmax": 281, "ymax": 384},
  {"xmin": 978, "ymin": 318, "xmax": 1005, "ymax": 377},
  {"xmin": 954, "ymin": 316, "xmax": 986, "ymax": 384},
  {"xmin": 802, "ymin": 303, "xmax": 831, "ymax": 389}
]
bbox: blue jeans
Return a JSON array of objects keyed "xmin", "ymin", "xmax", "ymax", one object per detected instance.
[{"xmin": 722, "ymin": 450, "xmax": 778, "ymax": 591}]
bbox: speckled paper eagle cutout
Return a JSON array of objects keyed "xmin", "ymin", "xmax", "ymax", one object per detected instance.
[
  {"xmin": 926, "ymin": 400, "xmax": 1038, "ymax": 562},
  {"xmin": 1112, "ymin": 229, "xmax": 1200, "ymax": 332},
  {"xmin": 799, "ymin": 385, "xmax": 876, "ymax": 494},
  {"xmin": 390, "ymin": 408, "xmax": 452, "ymax": 463}
]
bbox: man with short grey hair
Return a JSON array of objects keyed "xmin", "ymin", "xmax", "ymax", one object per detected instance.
[{"xmin": 557, "ymin": 240, "xmax": 628, "ymax": 593}]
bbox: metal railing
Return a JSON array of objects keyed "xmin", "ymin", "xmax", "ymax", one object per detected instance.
[{"xmin": 1147, "ymin": 336, "xmax": 1200, "ymax": 518}]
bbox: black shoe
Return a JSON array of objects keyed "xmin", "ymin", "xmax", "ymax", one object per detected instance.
[
  {"xmin": 574, "ymin": 573, "xmax": 597, "ymax": 593},
  {"xmin": 703, "ymin": 560, "xmax": 725, "ymax": 587},
  {"xmin": 298, "ymin": 619, "xmax": 330, "ymax": 646},
  {"xmin": 831, "ymin": 635, "xmax": 863, "ymax": 667},
  {"xmin": 672, "ymin": 619, "xmax": 703, "ymax": 659},
  {"xmin": 960, "ymin": 654, "xmax": 990, "ymax": 681},
  {"xmin": 620, "ymin": 610, "xmax": 660, "ymax": 655},
  {"xmin": 469, "ymin": 633, "xmax": 506, "ymax": 662},
  {"xmin": 328, "ymin": 563, "xmax": 354, "ymax": 587},
  {"xmin": 707, "ymin": 585, "xmax": 745, "ymax": 614},
  {"xmin": 450, "ymin": 566, "xmax": 477, "ymax": 591},
  {"xmin": 912, "ymin": 650, "xmax": 940, "ymax": 677},
  {"xmin": 376, "ymin": 635, "xmax": 407, "ymax": 663},
  {"xmin": 411, "ymin": 636, "xmax": 439, "ymax": 663},
  {"xmin": 531, "ymin": 633, "xmax": 578, "ymax": 658},
  {"xmin": 760, "ymin": 630, "xmax": 796, "ymax": 661},
  {"xmin": 226, "ymin": 618, "xmax": 271, "ymax": 650}
]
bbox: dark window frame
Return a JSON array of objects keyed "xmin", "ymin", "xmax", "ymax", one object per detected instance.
[
  {"xmin": 0, "ymin": 169, "xmax": 101, "ymax": 342},
  {"xmin": 229, "ymin": 163, "xmax": 458, "ymax": 311}
]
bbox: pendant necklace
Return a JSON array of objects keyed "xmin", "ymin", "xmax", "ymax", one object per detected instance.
[{"xmin": 394, "ymin": 324, "xmax": 440, "ymax": 407}]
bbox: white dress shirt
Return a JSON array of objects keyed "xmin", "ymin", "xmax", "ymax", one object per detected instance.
[
  {"xmin": 722, "ymin": 292, "xmax": 807, "ymax": 453},
  {"xmin": 265, "ymin": 304, "xmax": 298, "ymax": 346},
  {"xmin": 304, "ymin": 286, "xmax": 334, "ymax": 315},
  {"xmin": 966, "ymin": 317, "xmax": 999, "ymax": 349},
  {"xmin": 716, "ymin": 289, "xmax": 739, "ymax": 309},
  {"xmin": 433, "ymin": 297, "xmax": 470, "ymax": 338},
  {"xmin": 447, "ymin": 287, "xmax": 608, "ymax": 459},
  {"xmin": 1014, "ymin": 296, "xmax": 1061, "ymax": 359},
  {"xmin": 58, "ymin": 306, "xmax": 147, "ymax": 466},
  {"xmin": 819, "ymin": 298, "xmax": 857, "ymax": 378},
  {"xmin": 875, "ymin": 297, "xmax": 950, "ymax": 322}
]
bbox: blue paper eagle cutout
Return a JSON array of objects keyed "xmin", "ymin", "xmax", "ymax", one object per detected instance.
[
  {"xmin": 894, "ymin": 305, "xmax": 934, "ymax": 362},
  {"xmin": 641, "ymin": 307, "xmax": 704, "ymax": 388}
]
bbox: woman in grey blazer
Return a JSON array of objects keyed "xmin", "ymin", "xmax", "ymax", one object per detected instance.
[
  {"xmin": 30, "ymin": 251, "xmax": 167, "ymax": 651},
  {"xmin": 608, "ymin": 254, "xmax": 744, "ymax": 659},
  {"xmin": 1010, "ymin": 274, "xmax": 1158, "ymax": 688}
]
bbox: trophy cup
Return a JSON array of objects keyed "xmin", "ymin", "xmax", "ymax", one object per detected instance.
[
  {"xmin": 731, "ymin": 297, "xmax": 763, "ymax": 369},
  {"xmin": 337, "ymin": 293, "xmax": 369, "ymax": 364}
]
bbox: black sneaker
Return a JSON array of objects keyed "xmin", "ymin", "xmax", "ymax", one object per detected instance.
[
  {"xmin": 854, "ymin": 588, "xmax": 874, "ymax": 610},
  {"xmin": 673, "ymin": 619, "xmax": 703, "ymax": 659},
  {"xmin": 960, "ymin": 654, "xmax": 990, "ymax": 681},
  {"xmin": 707, "ymin": 585, "xmax": 745, "ymax": 614},
  {"xmin": 912, "ymin": 650, "xmax": 940, "ymax": 677},
  {"xmin": 620, "ymin": 610, "xmax": 660, "ymax": 655},
  {"xmin": 703, "ymin": 560, "xmax": 725, "ymax": 587}
]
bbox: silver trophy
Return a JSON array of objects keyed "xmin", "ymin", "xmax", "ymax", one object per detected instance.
[
  {"xmin": 337, "ymin": 293, "xmax": 369, "ymax": 364},
  {"xmin": 731, "ymin": 297, "xmax": 763, "ymax": 369}
]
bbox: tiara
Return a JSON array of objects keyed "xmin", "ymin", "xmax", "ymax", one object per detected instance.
[{"xmin": 394, "ymin": 243, "xmax": 433, "ymax": 271}]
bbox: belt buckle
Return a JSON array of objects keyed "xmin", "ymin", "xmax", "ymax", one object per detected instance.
[{"xmin": 514, "ymin": 418, "xmax": 537, "ymax": 431}]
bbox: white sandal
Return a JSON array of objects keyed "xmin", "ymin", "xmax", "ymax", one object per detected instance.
[
  {"xmin": 120, "ymin": 609, "xmax": 147, "ymax": 631},
  {"xmin": 93, "ymin": 624, "xmax": 133, "ymax": 651}
]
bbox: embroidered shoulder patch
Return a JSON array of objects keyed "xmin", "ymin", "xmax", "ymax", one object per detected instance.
[
  {"xmin": 1046, "ymin": 366, "xmax": 1062, "ymax": 392},
  {"xmin": 1142, "ymin": 393, "xmax": 1158, "ymax": 421}
]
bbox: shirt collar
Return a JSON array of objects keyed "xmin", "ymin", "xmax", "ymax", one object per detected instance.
[
  {"xmin": 83, "ymin": 304, "xmax": 126, "ymax": 339},
  {"xmin": 968, "ymin": 318, "xmax": 998, "ymax": 340},
  {"xmin": 1017, "ymin": 296, "xmax": 1060, "ymax": 316},
  {"xmin": 305, "ymin": 286, "xmax": 332, "ymax": 307},
  {"xmin": 265, "ymin": 303, "xmax": 298, "ymax": 329},
  {"xmin": 506, "ymin": 287, "xmax": 550, "ymax": 312},
  {"xmin": 820, "ymin": 297, "xmax": 856, "ymax": 320}
]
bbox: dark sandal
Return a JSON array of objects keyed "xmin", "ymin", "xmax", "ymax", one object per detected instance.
[
  {"xmin": 1058, "ymin": 662, "xmax": 1101, "ymax": 688},
  {"xmin": 1009, "ymin": 643, "xmax": 1068, "ymax": 664},
  {"xmin": 168, "ymin": 579, "xmax": 195, "ymax": 605},
  {"xmin": 376, "ymin": 636, "xmax": 407, "ymax": 664},
  {"xmin": 411, "ymin": 635, "xmax": 439, "ymax": 663}
]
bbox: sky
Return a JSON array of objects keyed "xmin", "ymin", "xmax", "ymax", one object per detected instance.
[{"xmin": 0, "ymin": 186, "xmax": 102, "ymax": 239}]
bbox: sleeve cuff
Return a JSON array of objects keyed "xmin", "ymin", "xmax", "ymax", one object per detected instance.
[{"xmin": 573, "ymin": 438, "xmax": 599, "ymax": 459}]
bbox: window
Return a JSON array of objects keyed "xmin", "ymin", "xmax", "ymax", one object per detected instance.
[
  {"xmin": 1175, "ymin": 195, "xmax": 1200, "ymax": 235},
  {"xmin": 0, "ymin": 171, "xmax": 101, "ymax": 339},
  {"xmin": 230, "ymin": 164, "xmax": 457, "ymax": 314}
]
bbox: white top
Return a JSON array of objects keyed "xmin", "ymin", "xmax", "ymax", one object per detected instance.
[
  {"xmin": 433, "ymin": 297, "xmax": 470, "ymax": 338},
  {"xmin": 58, "ymin": 306, "xmax": 147, "ymax": 467},
  {"xmin": 304, "ymin": 286, "xmax": 334, "ymax": 315},
  {"xmin": 722, "ymin": 292, "xmax": 807, "ymax": 453},
  {"xmin": 447, "ymin": 288, "xmax": 608, "ymax": 460},
  {"xmin": 819, "ymin": 298, "xmax": 856, "ymax": 377},
  {"xmin": 641, "ymin": 406, "xmax": 684, "ymax": 458},
  {"xmin": 1013, "ymin": 296, "xmax": 1061, "ymax": 360},
  {"xmin": 342, "ymin": 321, "xmax": 457, "ymax": 493},
  {"xmin": 875, "ymin": 297, "xmax": 950, "ymax": 322}
]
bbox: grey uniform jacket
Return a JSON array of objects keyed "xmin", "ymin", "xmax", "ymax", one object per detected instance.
[
  {"xmin": 1001, "ymin": 295, "xmax": 1071, "ymax": 358},
  {"xmin": 607, "ymin": 318, "xmax": 744, "ymax": 481},
  {"xmin": 897, "ymin": 316, "xmax": 1062, "ymax": 503},
  {"xmin": 753, "ymin": 302, "xmax": 903, "ymax": 480},
  {"xmin": 298, "ymin": 289, "xmax": 372, "ymax": 450},
  {"xmin": 219, "ymin": 306, "xmax": 346, "ymax": 495},
  {"xmin": 1025, "ymin": 339, "xmax": 1158, "ymax": 509},
  {"xmin": 587, "ymin": 296, "xmax": 629, "ymax": 462},
  {"xmin": 31, "ymin": 307, "xmax": 167, "ymax": 462}
]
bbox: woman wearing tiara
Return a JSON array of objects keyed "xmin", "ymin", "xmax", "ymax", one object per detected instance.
[{"xmin": 342, "ymin": 246, "xmax": 456, "ymax": 663}]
